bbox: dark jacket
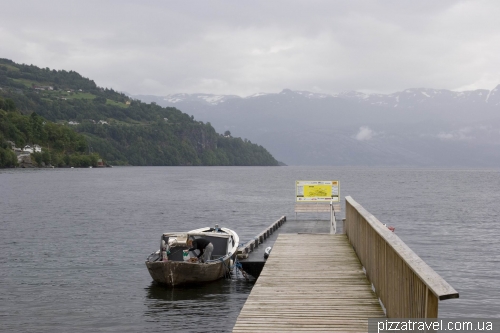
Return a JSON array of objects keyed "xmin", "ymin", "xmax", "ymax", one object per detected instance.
[{"xmin": 188, "ymin": 238, "xmax": 211, "ymax": 258}]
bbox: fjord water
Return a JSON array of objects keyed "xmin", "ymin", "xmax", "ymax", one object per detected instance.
[{"xmin": 1, "ymin": 166, "xmax": 499, "ymax": 332}]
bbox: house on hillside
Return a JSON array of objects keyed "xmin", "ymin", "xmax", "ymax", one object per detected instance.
[
  {"xmin": 23, "ymin": 145, "xmax": 42, "ymax": 153},
  {"xmin": 7, "ymin": 141, "xmax": 23, "ymax": 155},
  {"xmin": 68, "ymin": 121, "xmax": 79, "ymax": 125},
  {"xmin": 98, "ymin": 120, "xmax": 109, "ymax": 125}
]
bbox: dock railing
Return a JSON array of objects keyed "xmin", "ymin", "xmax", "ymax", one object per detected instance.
[
  {"xmin": 344, "ymin": 196, "xmax": 459, "ymax": 318},
  {"xmin": 294, "ymin": 202, "xmax": 340, "ymax": 234}
]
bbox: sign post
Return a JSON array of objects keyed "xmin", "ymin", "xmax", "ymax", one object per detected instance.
[
  {"xmin": 295, "ymin": 181, "xmax": 340, "ymax": 234},
  {"xmin": 295, "ymin": 180, "xmax": 340, "ymax": 202}
]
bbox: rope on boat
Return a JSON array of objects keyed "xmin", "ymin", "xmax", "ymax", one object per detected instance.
[
  {"xmin": 236, "ymin": 239, "xmax": 254, "ymax": 251},
  {"xmin": 222, "ymin": 258, "xmax": 231, "ymax": 279},
  {"xmin": 228, "ymin": 258, "xmax": 249, "ymax": 281}
]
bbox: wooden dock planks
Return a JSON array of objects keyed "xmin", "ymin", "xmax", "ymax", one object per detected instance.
[{"xmin": 233, "ymin": 233, "xmax": 385, "ymax": 333}]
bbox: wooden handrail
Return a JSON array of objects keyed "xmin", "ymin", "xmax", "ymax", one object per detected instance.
[{"xmin": 345, "ymin": 196, "xmax": 458, "ymax": 318}]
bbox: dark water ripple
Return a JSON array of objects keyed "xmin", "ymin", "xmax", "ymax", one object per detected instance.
[{"xmin": 1, "ymin": 166, "xmax": 499, "ymax": 332}]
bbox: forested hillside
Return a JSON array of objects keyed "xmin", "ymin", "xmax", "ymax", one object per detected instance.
[
  {"xmin": 0, "ymin": 58, "xmax": 279, "ymax": 166},
  {"xmin": 0, "ymin": 97, "xmax": 101, "ymax": 168}
]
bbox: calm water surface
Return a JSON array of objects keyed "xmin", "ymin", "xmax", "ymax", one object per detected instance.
[{"xmin": 1, "ymin": 166, "xmax": 499, "ymax": 332}]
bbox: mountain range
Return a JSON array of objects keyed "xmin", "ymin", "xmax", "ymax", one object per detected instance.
[
  {"xmin": 131, "ymin": 86, "xmax": 500, "ymax": 166},
  {"xmin": 0, "ymin": 59, "xmax": 278, "ymax": 167}
]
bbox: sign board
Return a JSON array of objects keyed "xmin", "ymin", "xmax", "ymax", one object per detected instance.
[{"xmin": 296, "ymin": 180, "xmax": 340, "ymax": 202}]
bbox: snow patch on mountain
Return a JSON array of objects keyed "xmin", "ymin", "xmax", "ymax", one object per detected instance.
[
  {"xmin": 197, "ymin": 95, "xmax": 226, "ymax": 104},
  {"xmin": 246, "ymin": 93, "xmax": 269, "ymax": 98},
  {"xmin": 294, "ymin": 90, "xmax": 330, "ymax": 99},
  {"xmin": 142, "ymin": 84, "xmax": 500, "ymax": 110}
]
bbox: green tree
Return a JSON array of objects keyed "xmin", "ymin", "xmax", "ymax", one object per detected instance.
[
  {"xmin": 0, "ymin": 147, "xmax": 17, "ymax": 167},
  {"xmin": 0, "ymin": 132, "xmax": 17, "ymax": 167}
]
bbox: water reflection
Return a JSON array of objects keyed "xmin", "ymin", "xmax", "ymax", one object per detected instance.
[{"xmin": 144, "ymin": 279, "xmax": 255, "ymax": 332}]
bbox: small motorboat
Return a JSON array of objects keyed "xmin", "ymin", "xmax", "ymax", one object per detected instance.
[{"xmin": 145, "ymin": 225, "xmax": 239, "ymax": 286}]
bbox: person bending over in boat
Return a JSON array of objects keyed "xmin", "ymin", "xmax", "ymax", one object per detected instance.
[{"xmin": 187, "ymin": 237, "xmax": 213, "ymax": 263}]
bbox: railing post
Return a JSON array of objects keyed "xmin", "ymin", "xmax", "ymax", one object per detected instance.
[
  {"xmin": 330, "ymin": 200, "xmax": 336, "ymax": 234},
  {"xmin": 425, "ymin": 288, "xmax": 439, "ymax": 318}
]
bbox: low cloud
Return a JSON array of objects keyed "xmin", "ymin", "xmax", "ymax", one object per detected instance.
[
  {"xmin": 355, "ymin": 126, "xmax": 375, "ymax": 141},
  {"xmin": 437, "ymin": 127, "xmax": 475, "ymax": 141}
]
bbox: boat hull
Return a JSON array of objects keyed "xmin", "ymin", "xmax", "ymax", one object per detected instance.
[{"xmin": 146, "ymin": 258, "xmax": 231, "ymax": 286}]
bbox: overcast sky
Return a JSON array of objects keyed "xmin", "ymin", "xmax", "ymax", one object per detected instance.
[{"xmin": 2, "ymin": 0, "xmax": 500, "ymax": 97}]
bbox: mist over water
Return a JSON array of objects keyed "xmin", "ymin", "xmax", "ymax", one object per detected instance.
[{"xmin": 1, "ymin": 166, "xmax": 499, "ymax": 332}]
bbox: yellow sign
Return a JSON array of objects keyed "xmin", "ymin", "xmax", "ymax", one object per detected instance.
[{"xmin": 296, "ymin": 180, "xmax": 340, "ymax": 202}]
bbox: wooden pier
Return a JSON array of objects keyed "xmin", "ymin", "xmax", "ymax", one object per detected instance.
[
  {"xmin": 233, "ymin": 196, "xmax": 459, "ymax": 332},
  {"xmin": 234, "ymin": 233, "xmax": 384, "ymax": 332}
]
